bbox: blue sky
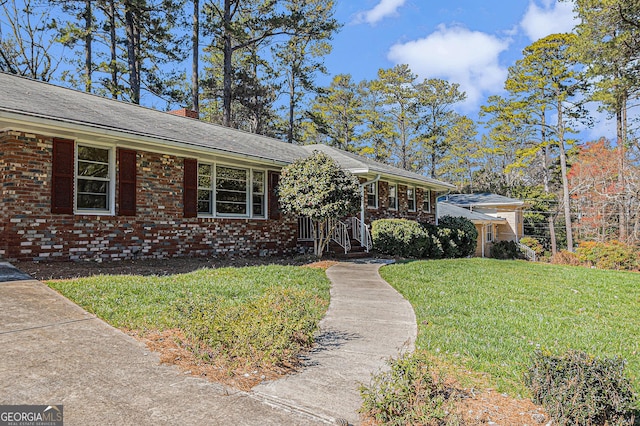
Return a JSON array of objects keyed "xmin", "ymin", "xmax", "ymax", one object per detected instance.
[{"xmin": 319, "ymin": 0, "xmax": 616, "ymax": 141}]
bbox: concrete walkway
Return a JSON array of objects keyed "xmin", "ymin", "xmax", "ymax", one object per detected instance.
[
  {"xmin": 0, "ymin": 260, "xmax": 417, "ymax": 425},
  {"xmin": 252, "ymin": 260, "xmax": 417, "ymax": 424}
]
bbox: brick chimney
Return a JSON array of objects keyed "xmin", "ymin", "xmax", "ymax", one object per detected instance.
[{"xmin": 168, "ymin": 108, "xmax": 199, "ymax": 119}]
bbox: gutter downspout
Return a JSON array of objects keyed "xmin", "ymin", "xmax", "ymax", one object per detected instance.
[
  {"xmin": 481, "ymin": 224, "xmax": 486, "ymax": 258},
  {"xmin": 359, "ymin": 175, "xmax": 381, "ymax": 248}
]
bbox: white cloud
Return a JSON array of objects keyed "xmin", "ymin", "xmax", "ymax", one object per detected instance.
[
  {"xmin": 387, "ymin": 24, "xmax": 510, "ymax": 110},
  {"xmin": 520, "ymin": 0, "xmax": 578, "ymax": 41},
  {"xmin": 353, "ymin": 0, "xmax": 407, "ymax": 25}
]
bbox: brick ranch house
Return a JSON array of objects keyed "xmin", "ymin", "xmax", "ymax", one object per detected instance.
[{"xmin": 0, "ymin": 73, "xmax": 455, "ymax": 262}]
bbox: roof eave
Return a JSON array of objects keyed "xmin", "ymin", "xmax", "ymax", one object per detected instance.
[{"xmin": 0, "ymin": 109, "xmax": 290, "ymax": 167}]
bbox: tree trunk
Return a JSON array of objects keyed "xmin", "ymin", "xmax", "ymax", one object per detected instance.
[
  {"xmin": 222, "ymin": 0, "xmax": 233, "ymax": 127},
  {"xmin": 191, "ymin": 0, "xmax": 199, "ymax": 113},
  {"xmin": 557, "ymin": 99, "xmax": 574, "ymax": 252},
  {"xmin": 124, "ymin": 1, "xmax": 140, "ymax": 104},
  {"xmin": 108, "ymin": 0, "xmax": 117, "ymax": 98},
  {"xmin": 287, "ymin": 71, "xmax": 295, "ymax": 143},
  {"xmin": 84, "ymin": 0, "xmax": 92, "ymax": 92},
  {"xmin": 541, "ymin": 112, "xmax": 557, "ymax": 254},
  {"xmin": 616, "ymin": 97, "xmax": 627, "ymax": 242}
]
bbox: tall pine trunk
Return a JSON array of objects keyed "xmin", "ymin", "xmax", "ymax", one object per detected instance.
[
  {"xmin": 124, "ymin": 1, "xmax": 140, "ymax": 104},
  {"xmin": 191, "ymin": 0, "xmax": 199, "ymax": 113},
  {"xmin": 83, "ymin": 0, "xmax": 92, "ymax": 92},
  {"xmin": 557, "ymin": 98, "xmax": 573, "ymax": 252}
]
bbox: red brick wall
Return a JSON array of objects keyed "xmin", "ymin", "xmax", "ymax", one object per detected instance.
[
  {"xmin": 0, "ymin": 131, "xmax": 298, "ymax": 261},
  {"xmin": 363, "ymin": 181, "xmax": 437, "ymax": 225}
]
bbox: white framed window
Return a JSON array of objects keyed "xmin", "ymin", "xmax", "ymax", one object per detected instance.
[
  {"xmin": 422, "ymin": 189, "xmax": 431, "ymax": 213},
  {"xmin": 366, "ymin": 182, "xmax": 378, "ymax": 209},
  {"xmin": 252, "ymin": 170, "xmax": 265, "ymax": 218},
  {"xmin": 197, "ymin": 163, "xmax": 214, "ymax": 214},
  {"xmin": 216, "ymin": 165, "xmax": 248, "ymax": 216},
  {"xmin": 75, "ymin": 144, "xmax": 114, "ymax": 214},
  {"xmin": 388, "ymin": 183, "xmax": 397, "ymax": 210},
  {"xmin": 407, "ymin": 187, "xmax": 416, "ymax": 211},
  {"xmin": 487, "ymin": 224, "xmax": 494, "ymax": 242},
  {"xmin": 197, "ymin": 162, "xmax": 265, "ymax": 218}
]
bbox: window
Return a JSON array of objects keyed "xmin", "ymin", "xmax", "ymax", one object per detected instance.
[
  {"xmin": 407, "ymin": 187, "xmax": 416, "ymax": 211},
  {"xmin": 197, "ymin": 164, "xmax": 213, "ymax": 214},
  {"xmin": 197, "ymin": 163, "xmax": 265, "ymax": 218},
  {"xmin": 76, "ymin": 144, "xmax": 113, "ymax": 213},
  {"xmin": 366, "ymin": 182, "xmax": 378, "ymax": 209},
  {"xmin": 388, "ymin": 184, "xmax": 397, "ymax": 210},
  {"xmin": 252, "ymin": 171, "xmax": 265, "ymax": 217},
  {"xmin": 487, "ymin": 224, "xmax": 494, "ymax": 242},
  {"xmin": 422, "ymin": 189, "xmax": 431, "ymax": 212},
  {"xmin": 216, "ymin": 166, "xmax": 248, "ymax": 215}
]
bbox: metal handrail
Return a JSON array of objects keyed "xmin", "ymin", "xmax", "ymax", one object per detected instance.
[
  {"xmin": 517, "ymin": 242, "xmax": 537, "ymax": 262},
  {"xmin": 330, "ymin": 219, "xmax": 351, "ymax": 254},
  {"xmin": 349, "ymin": 217, "xmax": 372, "ymax": 252}
]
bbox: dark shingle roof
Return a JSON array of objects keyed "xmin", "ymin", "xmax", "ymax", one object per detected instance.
[
  {"xmin": 441, "ymin": 193, "xmax": 524, "ymax": 207},
  {"xmin": 437, "ymin": 202, "xmax": 507, "ymax": 223},
  {"xmin": 0, "ymin": 72, "xmax": 454, "ymax": 189}
]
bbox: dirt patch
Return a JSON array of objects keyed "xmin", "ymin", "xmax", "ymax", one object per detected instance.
[
  {"xmin": 129, "ymin": 329, "xmax": 295, "ymax": 392},
  {"xmin": 303, "ymin": 260, "xmax": 340, "ymax": 269},
  {"xmin": 456, "ymin": 388, "xmax": 548, "ymax": 425}
]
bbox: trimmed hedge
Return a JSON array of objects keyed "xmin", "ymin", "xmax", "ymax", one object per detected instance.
[
  {"xmin": 371, "ymin": 217, "xmax": 477, "ymax": 259},
  {"xmin": 371, "ymin": 219, "xmax": 440, "ymax": 258}
]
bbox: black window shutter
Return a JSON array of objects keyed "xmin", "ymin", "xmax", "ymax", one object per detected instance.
[
  {"xmin": 268, "ymin": 171, "xmax": 281, "ymax": 220},
  {"xmin": 183, "ymin": 158, "xmax": 198, "ymax": 218},
  {"xmin": 118, "ymin": 148, "xmax": 137, "ymax": 216},
  {"xmin": 51, "ymin": 138, "xmax": 74, "ymax": 214}
]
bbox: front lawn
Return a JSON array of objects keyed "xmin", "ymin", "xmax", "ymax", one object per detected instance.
[
  {"xmin": 379, "ymin": 258, "xmax": 640, "ymax": 397},
  {"xmin": 47, "ymin": 265, "xmax": 331, "ymax": 387}
]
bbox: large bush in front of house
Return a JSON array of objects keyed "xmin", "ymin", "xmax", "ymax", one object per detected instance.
[
  {"xmin": 372, "ymin": 217, "xmax": 477, "ymax": 259},
  {"xmin": 371, "ymin": 219, "xmax": 442, "ymax": 258},
  {"xmin": 436, "ymin": 215, "xmax": 478, "ymax": 258},
  {"xmin": 490, "ymin": 240, "xmax": 525, "ymax": 260},
  {"xmin": 278, "ymin": 151, "xmax": 361, "ymax": 258}
]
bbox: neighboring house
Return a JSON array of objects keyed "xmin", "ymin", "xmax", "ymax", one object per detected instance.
[
  {"xmin": 0, "ymin": 73, "xmax": 455, "ymax": 262},
  {"xmin": 438, "ymin": 193, "xmax": 527, "ymax": 257}
]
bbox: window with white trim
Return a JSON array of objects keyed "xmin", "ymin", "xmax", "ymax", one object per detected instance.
[
  {"xmin": 487, "ymin": 224, "xmax": 494, "ymax": 242},
  {"xmin": 407, "ymin": 187, "xmax": 416, "ymax": 211},
  {"xmin": 197, "ymin": 163, "xmax": 265, "ymax": 218},
  {"xmin": 422, "ymin": 189, "xmax": 431, "ymax": 212},
  {"xmin": 388, "ymin": 183, "xmax": 397, "ymax": 210},
  {"xmin": 366, "ymin": 182, "xmax": 378, "ymax": 209},
  {"xmin": 76, "ymin": 144, "xmax": 113, "ymax": 213},
  {"xmin": 252, "ymin": 171, "xmax": 265, "ymax": 217}
]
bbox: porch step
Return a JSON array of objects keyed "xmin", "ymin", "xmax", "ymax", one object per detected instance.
[{"xmin": 328, "ymin": 239, "xmax": 370, "ymax": 259}]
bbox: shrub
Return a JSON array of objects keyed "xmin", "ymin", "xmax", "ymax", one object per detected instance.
[
  {"xmin": 359, "ymin": 351, "xmax": 457, "ymax": 425},
  {"xmin": 550, "ymin": 249, "xmax": 582, "ymax": 266},
  {"xmin": 177, "ymin": 286, "xmax": 327, "ymax": 369},
  {"xmin": 437, "ymin": 216, "xmax": 478, "ymax": 258},
  {"xmin": 519, "ymin": 236, "xmax": 544, "ymax": 257},
  {"xmin": 490, "ymin": 240, "xmax": 524, "ymax": 260},
  {"xmin": 526, "ymin": 350, "xmax": 637, "ymax": 426},
  {"xmin": 576, "ymin": 241, "xmax": 639, "ymax": 271},
  {"xmin": 372, "ymin": 219, "xmax": 437, "ymax": 258}
]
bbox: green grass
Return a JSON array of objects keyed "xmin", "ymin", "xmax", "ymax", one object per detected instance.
[
  {"xmin": 379, "ymin": 258, "xmax": 640, "ymax": 396},
  {"xmin": 47, "ymin": 265, "xmax": 330, "ymax": 332}
]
